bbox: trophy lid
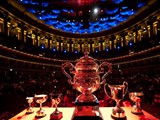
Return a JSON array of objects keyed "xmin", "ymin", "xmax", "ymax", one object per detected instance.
[{"xmin": 75, "ymin": 49, "xmax": 98, "ymax": 71}]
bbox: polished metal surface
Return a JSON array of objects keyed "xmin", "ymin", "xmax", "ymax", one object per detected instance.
[
  {"xmin": 129, "ymin": 92, "xmax": 144, "ymax": 114},
  {"xmin": 62, "ymin": 50, "xmax": 112, "ymax": 118},
  {"xmin": 50, "ymin": 92, "xmax": 63, "ymax": 119},
  {"xmin": 34, "ymin": 94, "xmax": 48, "ymax": 118},
  {"xmin": 62, "ymin": 50, "xmax": 112, "ymax": 103},
  {"xmin": 104, "ymin": 81, "xmax": 128, "ymax": 118},
  {"xmin": 26, "ymin": 97, "xmax": 34, "ymax": 114}
]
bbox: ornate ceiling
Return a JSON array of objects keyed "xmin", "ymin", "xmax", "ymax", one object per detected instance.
[{"xmin": 17, "ymin": 0, "xmax": 149, "ymax": 35}]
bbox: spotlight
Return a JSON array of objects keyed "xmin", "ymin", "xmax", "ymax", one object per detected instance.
[
  {"xmin": 117, "ymin": 46, "xmax": 120, "ymax": 49},
  {"xmin": 40, "ymin": 45, "xmax": 45, "ymax": 49},
  {"xmin": 52, "ymin": 48, "xmax": 56, "ymax": 52},
  {"xmin": 94, "ymin": 8, "xmax": 98, "ymax": 14},
  {"xmin": 64, "ymin": 50, "xmax": 67, "ymax": 53},
  {"xmin": 74, "ymin": 50, "xmax": 78, "ymax": 54},
  {"xmin": 95, "ymin": 49, "xmax": 98, "ymax": 53},
  {"xmin": 106, "ymin": 48, "xmax": 109, "ymax": 52},
  {"xmin": 129, "ymin": 42, "xmax": 133, "ymax": 46}
]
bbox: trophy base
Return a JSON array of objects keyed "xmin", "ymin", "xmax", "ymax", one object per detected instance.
[
  {"xmin": 73, "ymin": 116, "xmax": 103, "ymax": 120},
  {"xmin": 26, "ymin": 111, "xmax": 34, "ymax": 114},
  {"xmin": 131, "ymin": 109, "xmax": 143, "ymax": 115},
  {"xmin": 111, "ymin": 107, "xmax": 126, "ymax": 119},
  {"xmin": 26, "ymin": 108, "xmax": 34, "ymax": 114},
  {"xmin": 35, "ymin": 114, "xmax": 46, "ymax": 118},
  {"xmin": 50, "ymin": 112, "xmax": 63, "ymax": 120},
  {"xmin": 72, "ymin": 101, "xmax": 103, "ymax": 120},
  {"xmin": 111, "ymin": 115, "xmax": 126, "ymax": 120},
  {"xmin": 35, "ymin": 109, "xmax": 46, "ymax": 118},
  {"xmin": 131, "ymin": 106, "xmax": 143, "ymax": 115}
]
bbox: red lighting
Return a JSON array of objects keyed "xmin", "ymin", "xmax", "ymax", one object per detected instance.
[{"xmin": 69, "ymin": 0, "xmax": 98, "ymax": 5}]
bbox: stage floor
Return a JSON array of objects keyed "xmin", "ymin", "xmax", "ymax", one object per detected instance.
[{"xmin": 9, "ymin": 107, "xmax": 159, "ymax": 120}]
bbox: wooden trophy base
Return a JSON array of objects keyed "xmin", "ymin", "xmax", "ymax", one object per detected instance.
[
  {"xmin": 72, "ymin": 101, "xmax": 103, "ymax": 120},
  {"xmin": 50, "ymin": 112, "xmax": 63, "ymax": 120}
]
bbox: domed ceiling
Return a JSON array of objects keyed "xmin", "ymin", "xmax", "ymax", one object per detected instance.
[{"xmin": 17, "ymin": 0, "xmax": 149, "ymax": 34}]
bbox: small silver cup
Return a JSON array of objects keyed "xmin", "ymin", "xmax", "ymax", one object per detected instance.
[
  {"xmin": 26, "ymin": 97, "xmax": 34, "ymax": 114},
  {"xmin": 104, "ymin": 81, "xmax": 128, "ymax": 119},
  {"xmin": 50, "ymin": 92, "xmax": 63, "ymax": 120},
  {"xmin": 129, "ymin": 92, "xmax": 144, "ymax": 114},
  {"xmin": 34, "ymin": 94, "xmax": 48, "ymax": 118}
]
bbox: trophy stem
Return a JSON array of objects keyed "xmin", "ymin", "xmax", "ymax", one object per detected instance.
[
  {"xmin": 116, "ymin": 100, "xmax": 120, "ymax": 107},
  {"xmin": 54, "ymin": 108, "xmax": 60, "ymax": 115},
  {"xmin": 40, "ymin": 103, "xmax": 42, "ymax": 110},
  {"xmin": 29, "ymin": 103, "xmax": 31, "ymax": 107},
  {"xmin": 135, "ymin": 101, "xmax": 140, "ymax": 107}
]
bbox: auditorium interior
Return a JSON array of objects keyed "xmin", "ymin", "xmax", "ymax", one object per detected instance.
[{"xmin": 0, "ymin": 0, "xmax": 160, "ymax": 119}]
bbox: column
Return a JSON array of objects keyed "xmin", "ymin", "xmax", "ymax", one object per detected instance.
[
  {"xmin": 153, "ymin": 21, "xmax": 158, "ymax": 35},
  {"xmin": 0, "ymin": 18, "xmax": 4, "ymax": 33},
  {"xmin": 35, "ymin": 32, "xmax": 39, "ymax": 47},
  {"xmin": 121, "ymin": 33, "xmax": 126, "ymax": 47},
  {"xmin": 17, "ymin": 27, "xmax": 21, "ymax": 40},
  {"xmin": 79, "ymin": 40, "xmax": 82, "ymax": 53},
  {"xmin": 133, "ymin": 32, "xmax": 136, "ymax": 43},
  {"xmin": 21, "ymin": 22, "xmax": 25, "ymax": 42},
  {"xmin": 59, "ymin": 40, "xmax": 61, "ymax": 52},
  {"xmin": 69, "ymin": 39, "xmax": 72, "ymax": 52},
  {"xmin": 32, "ymin": 34, "xmax": 36, "ymax": 46},
  {"xmin": 24, "ymin": 30, "xmax": 27, "ymax": 42},
  {"xmin": 147, "ymin": 25, "xmax": 151, "ymax": 37},
  {"xmin": 48, "ymin": 38, "xmax": 50, "ymax": 49},
  {"xmin": 3, "ymin": 13, "xmax": 8, "ymax": 36},
  {"xmin": 7, "ymin": 22, "xmax": 11, "ymax": 36},
  {"xmin": 138, "ymin": 30, "xmax": 142, "ymax": 41}
]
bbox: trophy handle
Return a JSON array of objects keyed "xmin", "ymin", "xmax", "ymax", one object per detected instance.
[
  {"xmin": 123, "ymin": 81, "xmax": 128, "ymax": 97},
  {"xmin": 99, "ymin": 62, "xmax": 112, "ymax": 84},
  {"xmin": 62, "ymin": 62, "xmax": 75, "ymax": 85},
  {"xmin": 104, "ymin": 83, "xmax": 111, "ymax": 99}
]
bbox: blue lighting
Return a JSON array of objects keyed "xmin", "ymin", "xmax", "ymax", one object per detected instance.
[
  {"xmin": 138, "ymin": 2, "xmax": 146, "ymax": 8},
  {"xmin": 42, "ymin": 2, "xmax": 49, "ymax": 7},
  {"xmin": 52, "ymin": 10, "xmax": 60, "ymax": 14},
  {"xmin": 27, "ymin": 8, "xmax": 36, "ymax": 13},
  {"xmin": 113, "ymin": 0, "xmax": 124, "ymax": 4},
  {"xmin": 117, "ymin": 46, "xmax": 120, "ymax": 50},
  {"xmin": 105, "ymin": 8, "xmax": 119, "ymax": 14},
  {"xmin": 19, "ymin": 0, "xmax": 146, "ymax": 34},
  {"xmin": 129, "ymin": 42, "xmax": 133, "ymax": 46},
  {"xmin": 95, "ymin": 49, "xmax": 98, "ymax": 53},
  {"xmin": 52, "ymin": 48, "xmax": 56, "ymax": 52},
  {"xmin": 74, "ymin": 50, "xmax": 78, "ymax": 54},
  {"xmin": 106, "ymin": 48, "xmax": 109, "ymax": 52},
  {"xmin": 40, "ymin": 45, "xmax": 45, "ymax": 49},
  {"xmin": 64, "ymin": 50, "xmax": 67, "ymax": 53}
]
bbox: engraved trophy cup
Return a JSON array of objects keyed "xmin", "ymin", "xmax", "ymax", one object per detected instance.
[
  {"xmin": 62, "ymin": 50, "xmax": 112, "ymax": 120},
  {"xmin": 129, "ymin": 92, "xmax": 144, "ymax": 114},
  {"xmin": 104, "ymin": 81, "xmax": 128, "ymax": 119},
  {"xmin": 26, "ymin": 97, "xmax": 34, "ymax": 114},
  {"xmin": 34, "ymin": 94, "xmax": 48, "ymax": 118},
  {"xmin": 50, "ymin": 92, "xmax": 63, "ymax": 120}
]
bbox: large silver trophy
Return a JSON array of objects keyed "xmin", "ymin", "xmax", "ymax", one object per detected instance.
[
  {"xmin": 104, "ymin": 81, "xmax": 128, "ymax": 119},
  {"xmin": 129, "ymin": 92, "xmax": 144, "ymax": 114},
  {"xmin": 62, "ymin": 50, "xmax": 112, "ymax": 120}
]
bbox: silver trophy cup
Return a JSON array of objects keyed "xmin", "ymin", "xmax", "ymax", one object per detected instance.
[
  {"xmin": 62, "ymin": 49, "xmax": 112, "ymax": 119},
  {"xmin": 104, "ymin": 81, "xmax": 128, "ymax": 119},
  {"xmin": 50, "ymin": 92, "xmax": 63, "ymax": 120},
  {"xmin": 34, "ymin": 94, "xmax": 48, "ymax": 118},
  {"xmin": 129, "ymin": 92, "xmax": 144, "ymax": 114},
  {"xmin": 26, "ymin": 97, "xmax": 34, "ymax": 114}
]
